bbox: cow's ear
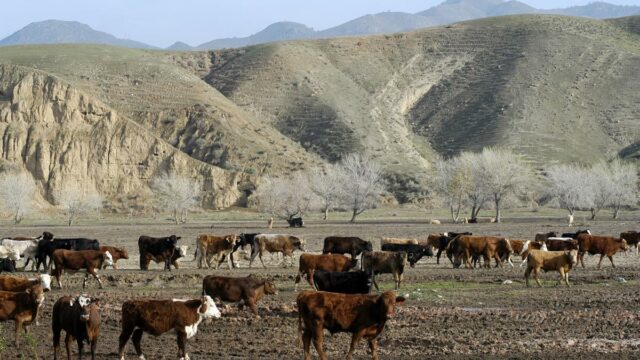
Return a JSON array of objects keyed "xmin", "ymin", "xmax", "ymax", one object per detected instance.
[
  {"xmin": 395, "ymin": 296, "xmax": 406, "ymax": 305},
  {"xmin": 176, "ymin": 236, "xmax": 182, "ymax": 240}
]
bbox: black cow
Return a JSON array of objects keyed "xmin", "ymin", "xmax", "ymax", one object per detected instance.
[
  {"xmin": 433, "ymin": 232, "xmax": 472, "ymax": 265},
  {"xmin": 37, "ymin": 237, "xmax": 99, "ymax": 271},
  {"xmin": 287, "ymin": 217, "xmax": 304, "ymax": 228},
  {"xmin": 313, "ymin": 270, "xmax": 372, "ymax": 294},
  {"xmin": 381, "ymin": 243, "xmax": 433, "ymax": 267},
  {"xmin": 322, "ymin": 237, "xmax": 373, "ymax": 259},
  {"xmin": 0, "ymin": 258, "xmax": 16, "ymax": 273},
  {"xmin": 561, "ymin": 229, "xmax": 591, "ymax": 239},
  {"xmin": 138, "ymin": 235, "xmax": 181, "ymax": 270}
]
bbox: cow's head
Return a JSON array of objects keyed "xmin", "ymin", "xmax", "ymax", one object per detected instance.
[
  {"xmin": 363, "ymin": 241, "xmax": 373, "ymax": 252},
  {"xmin": 42, "ymin": 232, "xmax": 54, "ymax": 241},
  {"xmin": 263, "ymin": 280, "xmax": 278, "ymax": 295},
  {"xmin": 168, "ymin": 235, "xmax": 181, "ymax": 245},
  {"xmin": 118, "ymin": 247, "xmax": 129, "ymax": 260},
  {"xmin": 567, "ymin": 250, "xmax": 579, "ymax": 265},
  {"xmin": 39, "ymin": 274, "xmax": 52, "ymax": 292},
  {"xmin": 346, "ymin": 257, "xmax": 359, "ymax": 270},
  {"xmin": 376, "ymin": 291, "xmax": 405, "ymax": 320},
  {"xmin": 224, "ymin": 234, "xmax": 238, "ymax": 246},
  {"xmin": 176, "ymin": 245, "xmax": 189, "ymax": 258},
  {"xmin": 102, "ymin": 251, "xmax": 114, "ymax": 268},
  {"xmin": 28, "ymin": 284, "xmax": 45, "ymax": 305},
  {"xmin": 292, "ymin": 237, "xmax": 305, "ymax": 252},
  {"xmin": 199, "ymin": 295, "xmax": 222, "ymax": 319},
  {"xmin": 618, "ymin": 238, "xmax": 629, "ymax": 251}
]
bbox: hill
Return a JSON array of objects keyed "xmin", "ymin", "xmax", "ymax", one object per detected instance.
[
  {"xmin": 0, "ymin": 15, "xmax": 638, "ymax": 207},
  {"xmin": 197, "ymin": 22, "xmax": 315, "ymax": 50},
  {"xmin": 0, "ymin": 20, "xmax": 155, "ymax": 49}
]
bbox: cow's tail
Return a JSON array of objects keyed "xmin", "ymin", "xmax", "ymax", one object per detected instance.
[
  {"xmin": 296, "ymin": 307, "xmax": 304, "ymax": 347},
  {"xmin": 193, "ymin": 245, "xmax": 199, "ymax": 262}
]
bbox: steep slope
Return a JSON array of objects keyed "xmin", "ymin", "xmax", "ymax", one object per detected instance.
[
  {"xmin": 0, "ymin": 20, "xmax": 155, "ymax": 49},
  {"xmin": 0, "ymin": 65, "xmax": 240, "ymax": 209}
]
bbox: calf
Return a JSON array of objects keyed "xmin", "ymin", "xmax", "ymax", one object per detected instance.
[
  {"xmin": 51, "ymin": 249, "xmax": 113, "ymax": 289},
  {"xmin": 99, "ymin": 246, "xmax": 128, "ymax": 269},
  {"xmin": 313, "ymin": 270, "xmax": 372, "ymax": 294},
  {"xmin": 138, "ymin": 235, "xmax": 181, "ymax": 270},
  {"xmin": 361, "ymin": 251, "xmax": 407, "ymax": 290},
  {"xmin": 287, "ymin": 217, "xmax": 304, "ymax": 228},
  {"xmin": 250, "ymin": 234, "xmax": 305, "ymax": 268},
  {"xmin": 525, "ymin": 250, "xmax": 578, "ymax": 287},
  {"xmin": 620, "ymin": 231, "xmax": 640, "ymax": 254},
  {"xmin": 202, "ymin": 275, "xmax": 277, "ymax": 316},
  {"xmin": 52, "ymin": 295, "xmax": 101, "ymax": 360},
  {"xmin": 577, "ymin": 234, "xmax": 628, "ymax": 269},
  {"xmin": 0, "ymin": 284, "xmax": 45, "ymax": 348},
  {"xmin": 295, "ymin": 253, "xmax": 358, "ymax": 290},
  {"xmin": 381, "ymin": 243, "xmax": 433, "ymax": 267},
  {"xmin": 322, "ymin": 236, "xmax": 372, "ymax": 259},
  {"xmin": 118, "ymin": 296, "xmax": 221, "ymax": 360},
  {"xmin": 297, "ymin": 290, "xmax": 404, "ymax": 360},
  {"xmin": 194, "ymin": 234, "xmax": 237, "ymax": 269}
]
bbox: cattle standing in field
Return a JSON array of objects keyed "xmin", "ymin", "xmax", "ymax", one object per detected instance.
[
  {"xmin": 99, "ymin": 246, "xmax": 128, "ymax": 269},
  {"xmin": 52, "ymin": 249, "xmax": 113, "ymax": 289},
  {"xmin": 453, "ymin": 235, "xmax": 513, "ymax": 269},
  {"xmin": 381, "ymin": 243, "xmax": 433, "ymax": 267},
  {"xmin": 296, "ymin": 290, "xmax": 405, "ymax": 360},
  {"xmin": 194, "ymin": 234, "xmax": 238, "ymax": 269},
  {"xmin": 0, "ymin": 274, "xmax": 50, "ymax": 325},
  {"xmin": 138, "ymin": 235, "xmax": 181, "ymax": 270},
  {"xmin": 52, "ymin": 295, "xmax": 101, "ymax": 360},
  {"xmin": 576, "ymin": 234, "xmax": 628, "ymax": 269},
  {"xmin": 510, "ymin": 240, "xmax": 547, "ymax": 267},
  {"xmin": 0, "ymin": 239, "xmax": 38, "ymax": 270},
  {"xmin": 620, "ymin": 231, "xmax": 640, "ymax": 254},
  {"xmin": 287, "ymin": 217, "xmax": 304, "ymax": 228},
  {"xmin": 37, "ymin": 237, "xmax": 100, "ymax": 272},
  {"xmin": 250, "ymin": 234, "xmax": 305, "ymax": 268},
  {"xmin": 426, "ymin": 232, "xmax": 472, "ymax": 265},
  {"xmin": 295, "ymin": 253, "xmax": 359, "ymax": 290},
  {"xmin": 322, "ymin": 236, "xmax": 372, "ymax": 259},
  {"xmin": 118, "ymin": 296, "xmax": 221, "ymax": 360},
  {"xmin": 525, "ymin": 250, "xmax": 578, "ymax": 287},
  {"xmin": 545, "ymin": 237, "xmax": 579, "ymax": 251},
  {"xmin": 0, "ymin": 284, "xmax": 45, "ymax": 348},
  {"xmin": 313, "ymin": 270, "xmax": 372, "ymax": 294},
  {"xmin": 202, "ymin": 275, "xmax": 277, "ymax": 316},
  {"xmin": 361, "ymin": 251, "xmax": 407, "ymax": 290}
]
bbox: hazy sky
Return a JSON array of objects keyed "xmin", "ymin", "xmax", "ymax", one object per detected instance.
[{"xmin": 2, "ymin": 0, "xmax": 639, "ymax": 48}]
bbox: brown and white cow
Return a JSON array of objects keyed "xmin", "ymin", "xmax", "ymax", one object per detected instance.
[
  {"xmin": 249, "ymin": 234, "xmax": 305, "ymax": 268},
  {"xmin": 620, "ymin": 231, "xmax": 640, "ymax": 254},
  {"xmin": 52, "ymin": 294, "xmax": 101, "ymax": 360},
  {"xmin": 0, "ymin": 274, "xmax": 52, "ymax": 292},
  {"xmin": 202, "ymin": 275, "xmax": 277, "ymax": 316},
  {"xmin": 118, "ymin": 296, "xmax": 221, "ymax": 360},
  {"xmin": 194, "ymin": 234, "xmax": 238, "ymax": 269},
  {"xmin": 0, "ymin": 284, "xmax": 45, "ymax": 348},
  {"xmin": 295, "ymin": 253, "xmax": 359, "ymax": 290},
  {"xmin": 51, "ymin": 249, "xmax": 113, "ymax": 289},
  {"xmin": 297, "ymin": 290, "xmax": 405, "ymax": 360},
  {"xmin": 99, "ymin": 246, "xmax": 129, "ymax": 269},
  {"xmin": 576, "ymin": 234, "xmax": 628, "ymax": 269},
  {"xmin": 361, "ymin": 251, "xmax": 407, "ymax": 290}
]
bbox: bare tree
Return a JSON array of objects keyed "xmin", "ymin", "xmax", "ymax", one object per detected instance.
[
  {"xmin": 253, "ymin": 172, "xmax": 313, "ymax": 221},
  {"xmin": 0, "ymin": 172, "xmax": 36, "ymax": 224},
  {"xmin": 586, "ymin": 162, "xmax": 616, "ymax": 220},
  {"xmin": 477, "ymin": 148, "xmax": 533, "ymax": 223},
  {"xmin": 433, "ymin": 157, "xmax": 470, "ymax": 222},
  {"xmin": 545, "ymin": 164, "xmax": 593, "ymax": 216},
  {"xmin": 338, "ymin": 154, "xmax": 386, "ymax": 223},
  {"xmin": 605, "ymin": 160, "xmax": 638, "ymax": 219},
  {"xmin": 152, "ymin": 173, "xmax": 201, "ymax": 224},
  {"xmin": 56, "ymin": 186, "xmax": 103, "ymax": 226},
  {"xmin": 456, "ymin": 152, "xmax": 488, "ymax": 219},
  {"xmin": 308, "ymin": 166, "xmax": 344, "ymax": 220}
]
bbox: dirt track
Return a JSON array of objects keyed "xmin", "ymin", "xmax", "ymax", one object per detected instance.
[{"xmin": 0, "ymin": 218, "xmax": 639, "ymax": 359}]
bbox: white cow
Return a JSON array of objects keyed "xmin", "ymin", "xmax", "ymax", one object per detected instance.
[{"xmin": 0, "ymin": 239, "xmax": 38, "ymax": 270}]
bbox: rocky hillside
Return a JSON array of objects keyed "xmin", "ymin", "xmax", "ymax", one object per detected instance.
[{"xmin": 0, "ymin": 15, "xmax": 638, "ymax": 208}]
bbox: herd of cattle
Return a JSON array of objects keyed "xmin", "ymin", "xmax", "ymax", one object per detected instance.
[{"xmin": 0, "ymin": 228, "xmax": 637, "ymax": 359}]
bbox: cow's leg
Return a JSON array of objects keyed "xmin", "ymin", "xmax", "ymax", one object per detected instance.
[
  {"xmin": 302, "ymin": 329, "xmax": 312, "ymax": 360},
  {"xmin": 564, "ymin": 271, "xmax": 571, "ymax": 287},
  {"xmin": 556, "ymin": 268, "xmax": 565, "ymax": 287},
  {"xmin": 597, "ymin": 254, "xmax": 605, "ymax": 270},
  {"xmin": 311, "ymin": 321, "xmax": 327, "ymax": 360},
  {"xmin": 534, "ymin": 267, "xmax": 542, "ymax": 287},
  {"xmin": 294, "ymin": 272, "xmax": 304, "ymax": 291},
  {"xmin": 176, "ymin": 331, "xmax": 188, "ymax": 360},
  {"xmin": 118, "ymin": 324, "xmax": 135, "ymax": 359},
  {"xmin": 14, "ymin": 319, "xmax": 22, "ymax": 347},
  {"xmin": 65, "ymin": 333, "xmax": 74, "ymax": 360},
  {"xmin": 608, "ymin": 255, "xmax": 615, "ymax": 268},
  {"xmin": 368, "ymin": 338, "xmax": 379, "ymax": 360},
  {"xmin": 524, "ymin": 266, "xmax": 532, "ymax": 287},
  {"xmin": 226, "ymin": 252, "xmax": 233, "ymax": 270},
  {"xmin": 83, "ymin": 272, "xmax": 89, "ymax": 289},
  {"xmin": 463, "ymin": 250, "xmax": 472, "ymax": 269},
  {"xmin": 579, "ymin": 252, "xmax": 586, "ymax": 268},
  {"xmin": 259, "ymin": 251, "xmax": 267, "ymax": 269},
  {"xmin": 372, "ymin": 274, "xmax": 380, "ymax": 291},
  {"xmin": 76, "ymin": 335, "xmax": 85, "ymax": 360},
  {"xmin": 132, "ymin": 328, "xmax": 145, "ymax": 358},
  {"xmin": 88, "ymin": 268, "xmax": 103, "ymax": 289},
  {"xmin": 436, "ymin": 249, "xmax": 442, "ymax": 264},
  {"xmin": 53, "ymin": 326, "xmax": 61, "ymax": 360},
  {"xmin": 393, "ymin": 272, "xmax": 400, "ymax": 290},
  {"xmin": 347, "ymin": 329, "xmax": 366, "ymax": 360},
  {"xmin": 246, "ymin": 298, "xmax": 259, "ymax": 316}
]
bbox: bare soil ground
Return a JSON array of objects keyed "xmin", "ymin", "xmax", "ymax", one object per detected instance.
[{"xmin": 0, "ymin": 218, "xmax": 639, "ymax": 359}]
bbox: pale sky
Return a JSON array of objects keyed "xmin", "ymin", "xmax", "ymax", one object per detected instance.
[{"xmin": 2, "ymin": 0, "xmax": 639, "ymax": 48}]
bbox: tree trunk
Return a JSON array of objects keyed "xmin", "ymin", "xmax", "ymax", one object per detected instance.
[
  {"xmin": 174, "ymin": 209, "xmax": 179, "ymax": 224},
  {"xmin": 590, "ymin": 208, "xmax": 597, "ymax": 220},
  {"xmin": 14, "ymin": 212, "xmax": 22, "ymax": 225},
  {"xmin": 495, "ymin": 198, "xmax": 501, "ymax": 223},
  {"xmin": 323, "ymin": 208, "xmax": 329, "ymax": 221},
  {"xmin": 470, "ymin": 205, "xmax": 477, "ymax": 219},
  {"xmin": 349, "ymin": 209, "xmax": 358, "ymax": 223},
  {"xmin": 613, "ymin": 206, "xmax": 620, "ymax": 220}
]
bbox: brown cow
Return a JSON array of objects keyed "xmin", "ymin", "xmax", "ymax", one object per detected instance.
[
  {"xmin": 455, "ymin": 236, "xmax": 513, "ymax": 269},
  {"xmin": 250, "ymin": 234, "xmax": 305, "ymax": 268},
  {"xmin": 620, "ymin": 231, "xmax": 640, "ymax": 254},
  {"xmin": 0, "ymin": 274, "xmax": 52, "ymax": 292},
  {"xmin": 297, "ymin": 290, "xmax": 405, "ymax": 360},
  {"xmin": 0, "ymin": 284, "xmax": 45, "ymax": 348},
  {"xmin": 534, "ymin": 231, "xmax": 558, "ymax": 242},
  {"xmin": 361, "ymin": 251, "xmax": 407, "ymax": 290},
  {"xmin": 295, "ymin": 253, "xmax": 358, "ymax": 290},
  {"xmin": 52, "ymin": 295, "xmax": 101, "ymax": 360},
  {"xmin": 577, "ymin": 234, "xmax": 628, "ymax": 269},
  {"xmin": 99, "ymin": 246, "xmax": 129, "ymax": 269},
  {"xmin": 545, "ymin": 237, "xmax": 579, "ymax": 252},
  {"xmin": 525, "ymin": 250, "xmax": 578, "ymax": 287},
  {"xmin": 51, "ymin": 249, "xmax": 113, "ymax": 289},
  {"xmin": 194, "ymin": 234, "xmax": 237, "ymax": 269},
  {"xmin": 202, "ymin": 275, "xmax": 277, "ymax": 316},
  {"xmin": 118, "ymin": 296, "xmax": 221, "ymax": 360}
]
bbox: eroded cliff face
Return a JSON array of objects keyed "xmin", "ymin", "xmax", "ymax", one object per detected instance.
[{"xmin": 0, "ymin": 65, "xmax": 241, "ymax": 210}]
